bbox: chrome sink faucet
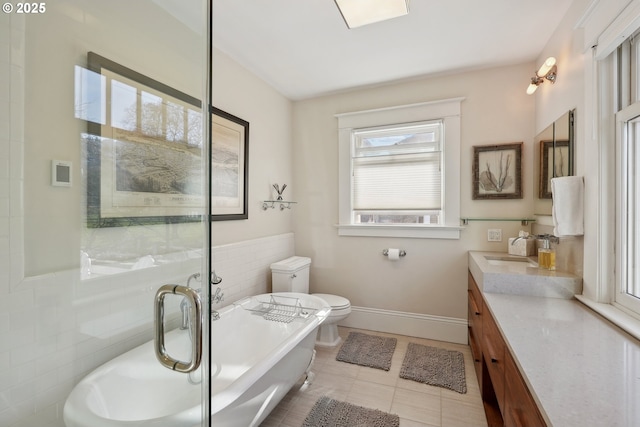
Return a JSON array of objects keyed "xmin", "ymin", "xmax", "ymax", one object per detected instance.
[
  {"xmin": 510, "ymin": 236, "xmax": 529, "ymax": 245},
  {"xmin": 536, "ymin": 234, "xmax": 559, "ymax": 245},
  {"xmin": 510, "ymin": 233, "xmax": 558, "ymax": 245}
]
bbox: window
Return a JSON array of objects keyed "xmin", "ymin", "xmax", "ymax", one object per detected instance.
[
  {"xmin": 614, "ymin": 34, "xmax": 640, "ymax": 316},
  {"xmin": 337, "ymin": 99, "xmax": 463, "ymax": 239},
  {"xmin": 574, "ymin": 10, "xmax": 640, "ymax": 339},
  {"xmin": 585, "ymin": 31, "xmax": 640, "ymax": 323},
  {"xmin": 616, "ymin": 102, "xmax": 640, "ymax": 315},
  {"xmin": 352, "ymin": 121, "xmax": 443, "ymax": 225}
]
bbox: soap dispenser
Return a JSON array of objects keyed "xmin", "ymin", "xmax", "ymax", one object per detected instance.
[{"xmin": 538, "ymin": 236, "xmax": 556, "ymax": 271}]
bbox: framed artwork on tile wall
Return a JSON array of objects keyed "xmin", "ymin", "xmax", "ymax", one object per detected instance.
[
  {"xmin": 83, "ymin": 52, "xmax": 204, "ymax": 228},
  {"xmin": 210, "ymin": 106, "xmax": 249, "ymax": 221}
]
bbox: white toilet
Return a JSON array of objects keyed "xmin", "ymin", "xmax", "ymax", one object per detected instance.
[{"xmin": 270, "ymin": 256, "xmax": 351, "ymax": 347}]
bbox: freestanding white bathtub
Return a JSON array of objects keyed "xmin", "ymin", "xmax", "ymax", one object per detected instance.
[{"xmin": 63, "ymin": 292, "xmax": 331, "ymax": 427}]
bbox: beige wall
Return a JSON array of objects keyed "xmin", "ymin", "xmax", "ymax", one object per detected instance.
[
  {"xmin": 211, "ymin": 49, "xmax": 294, "ymax": 245},
  {"xmin": 532, "ymin": 0, "xmax": 590, "ymax": 279},
  {"xmin": 292, "ymin": 64, "xmax": 536, "ymax": 320}
]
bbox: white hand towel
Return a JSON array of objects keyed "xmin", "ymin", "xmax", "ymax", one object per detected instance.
[{"xmin": 551, "ymin": 176, "xmax": 584, "ymax": 236}]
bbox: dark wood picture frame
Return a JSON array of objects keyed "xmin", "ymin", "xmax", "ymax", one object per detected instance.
[
  {"xmin": 539, "ymin": 139, "xmax": 570, "ymax": 199},
  {"xmin": 472, "ymin": 142, "xmax": 523, "ymax": 200},
  {"xmin": 84, "ymin": 52, "xmax": 204, "ymax": 228},
  {"xmin": 210, "ymin": 106, "xmax": 249, "ymax": 221}
]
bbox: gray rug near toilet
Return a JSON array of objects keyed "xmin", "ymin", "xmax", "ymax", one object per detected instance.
[
  {"xmin": 336, "ymin": 332, "xmax": 397, "ymax": 371},
  {"xmin": 302, "ymin": 396, "xmax": 399, "ymax": 427},
  {"xmin": 400, "ymin": 342, "xmax": 467, "ymax": 394}
]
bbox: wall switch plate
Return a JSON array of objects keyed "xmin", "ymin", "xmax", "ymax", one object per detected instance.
[{"xmin": 488, "ymin": 228, "xmax": 502, "ymax": 242}]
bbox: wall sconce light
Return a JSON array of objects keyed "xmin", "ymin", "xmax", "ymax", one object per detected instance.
[{"xmin": 526, "ymin": 57, "xmax": 557, "ymax": 95}]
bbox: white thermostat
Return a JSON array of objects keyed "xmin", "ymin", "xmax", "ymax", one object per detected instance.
[{"xmin": 51, "ymin": 160, "xmax": 72, "ymax": 187}]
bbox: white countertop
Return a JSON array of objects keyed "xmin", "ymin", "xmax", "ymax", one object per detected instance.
[
  {"xmin": 469, "ymin": 251, "xmax": 582, "ymax": 299},
  {"xmin": 483, "ymin": 292, "xmax": 640, "ymax": 427}
]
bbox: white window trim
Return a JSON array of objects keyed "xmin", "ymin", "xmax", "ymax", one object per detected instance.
[
  {"xmin": 576, "ymin": 3, "xmax": 640, "ymax": 342},
  {"xmin": 574, "ymin": 295, "xmax": 640, "ymax": 341},
  {"xmin": 336, "ymin": 98, "xmax": 464, "ymax": 239},
  {"xmin": 615, "ymin": 101, "xmax": 640, "ymax": 316}
]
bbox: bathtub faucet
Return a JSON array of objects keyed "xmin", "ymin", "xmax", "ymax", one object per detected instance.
[
  {"xmin": 180, "ymin": 287, "xmax": 223, "ymax": 327},
  {"xmin": 180, "ymin": 273, "xmax": 205, "ymax": 329},
  {"xmin": 180, "ymin": 288, "xmax": 202, "ymax": 330},
  {"xmin": 213, "ymin": 287, "xmax": 224, "ymax": 304},
  {"xmin": 187, "ymin": 272, "xmax": 201, "ymax": 287},
  {"xmin": 211, "ymin": 270, "xmax": 222, "ymax": 285}
]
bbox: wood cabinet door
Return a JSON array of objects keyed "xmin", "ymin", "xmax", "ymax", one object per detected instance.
[
  {"xmin": 504, "ymin": 351, "xmax": 546, "ymax": 427},
  {"xmin": 468, "ymin": 284, "xmax": 483, "ymax": 389},
  {"xmin": 482, "ymin": 304, "xmax": 506, "ymax": 413}
]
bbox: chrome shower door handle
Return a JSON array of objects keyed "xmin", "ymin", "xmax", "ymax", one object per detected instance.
[{"xmin": 154, "ymin": 284, "xmax": 202, "ymax": 373}]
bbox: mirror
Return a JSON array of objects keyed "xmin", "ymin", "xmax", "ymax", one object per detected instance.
[{"xmin": 533, "ymin": 109, "xmax": 575, "ymax": 215}]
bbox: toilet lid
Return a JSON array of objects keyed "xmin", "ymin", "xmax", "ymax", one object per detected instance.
[{"xmin": 312, "ymin": 293, "xmax": 350, "ymax": 309}]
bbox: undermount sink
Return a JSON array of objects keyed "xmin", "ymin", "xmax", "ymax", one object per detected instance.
[{"xmin": 484, "ymin": 255, "xmax": 537, "ymax": 267}]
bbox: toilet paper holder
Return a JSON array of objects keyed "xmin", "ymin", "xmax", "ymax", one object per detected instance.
[{"xmin": 382, "ymin": 249, "xmax": 407, "ymax": 257}]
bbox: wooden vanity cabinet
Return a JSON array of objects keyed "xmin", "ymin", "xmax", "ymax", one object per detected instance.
[
  {"xmin": 468, "ymin": 271, "xmax": 483, "ymax": 389},
  {"xmin": 504, "ymin": 351, "xmax": 547, "ymax": 427},
  {"xmin": 468, "ymin": 271, "xmax": 547, "ymax": 427},
  {"xmin": 482, "ymin": 302, "xmax": 506, "ymax": 413}
]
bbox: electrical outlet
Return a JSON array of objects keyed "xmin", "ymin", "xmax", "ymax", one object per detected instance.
[{"xmin": 488, "ymin": 228, "xmax": 502, "ymax": 242}]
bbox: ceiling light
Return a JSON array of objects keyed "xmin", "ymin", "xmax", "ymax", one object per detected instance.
[
  {"xmin": 526, "ymin": 57, "xmax": 557, "ymax": 95},
  {"xmin": 335, "ymin": 0, "xmax": 409, "ymax": 29}
]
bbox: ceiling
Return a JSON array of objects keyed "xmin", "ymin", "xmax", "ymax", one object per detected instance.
[{"xmin": 212, "ymin": 0, "xmax": 574, "ymax": 101}]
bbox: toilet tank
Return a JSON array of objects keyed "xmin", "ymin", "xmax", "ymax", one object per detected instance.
[{"xmin": 270, "ymin": 256, "xmax": 311, "ymax": 293}]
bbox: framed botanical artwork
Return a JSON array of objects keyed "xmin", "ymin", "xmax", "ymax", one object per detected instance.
[
  {"xmin": 539, "ymin": 139, "xmax": 570, "ymax": 199},
  {"xmin": 472, "ymin": 142, "xmax": 523, "ymax": 200},
  {"xmin": 210, "ymin": 106, "xmax": 249, "ymax": 221},
  {"xmin": 83, "ymin": 52, "xmax": 204, "ymax": 228}
]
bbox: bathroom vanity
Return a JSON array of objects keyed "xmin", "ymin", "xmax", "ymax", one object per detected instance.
[
  {"xmin": 468, "ymin": 251, "xmax": 640, "ymax": 427},
  {"xmin": 469, "ymin": 270, "xmax": 546, "ymax": 426},
  {"xmin": 468, "ymin": 251, "xmax": 580, "ymax": 426}
]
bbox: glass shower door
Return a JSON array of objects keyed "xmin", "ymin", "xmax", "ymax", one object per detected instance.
[{"xmin": 4, "ymin": 0, "xmax": 211, "ymax": 425}]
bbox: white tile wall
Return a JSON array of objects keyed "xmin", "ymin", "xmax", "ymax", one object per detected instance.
[
  {"xmin": 211, "ymin": 232, "xmax": 295, "ymax": 307},
  {"xmin": 0, "ymin": 232, "xmax": 294, "ymax": 427}
]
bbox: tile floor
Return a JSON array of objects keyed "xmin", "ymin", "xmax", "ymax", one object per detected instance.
[{"xmin": 260, "ymin": 326, "xmax": 488, "ymax": 427}]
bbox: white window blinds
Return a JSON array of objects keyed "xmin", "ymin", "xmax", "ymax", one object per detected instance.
[{"xmin": 352, "ymin": 121, "xmax": 443, "ymax": 211}]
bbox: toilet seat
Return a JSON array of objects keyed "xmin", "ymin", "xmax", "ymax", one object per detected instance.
[
  {"xmin": 312, "ymin": 293, "xmax": 351, "ymax": 347},
  {"xmin": 312, "ymin": 293, "xmax": 350, "ymax": 310}
]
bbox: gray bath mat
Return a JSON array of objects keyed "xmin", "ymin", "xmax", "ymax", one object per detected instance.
[
  {"xmin": 400, "ymin": 342, "xmax": 467, "ymax": 394},
  {"xmin": 302, "ymin": 396, "xmax": 400, "ymax": 427},
  {"xmin": 336, "ymin": 332, "xmax": 397, "ymax": 371}
]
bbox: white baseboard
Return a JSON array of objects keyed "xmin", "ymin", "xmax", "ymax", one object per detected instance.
[{"xmin": 339, "ymin": 306, "xmax": 468, "ymax": 345}]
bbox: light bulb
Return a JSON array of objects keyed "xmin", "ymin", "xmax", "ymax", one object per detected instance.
[
  {"xmin": 537, "ymin": 57, "xmax": 556, "ymax": 78},
  {"xmin": 526, "ymin": 83, "xmax": 538, "ymax": 95}
]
